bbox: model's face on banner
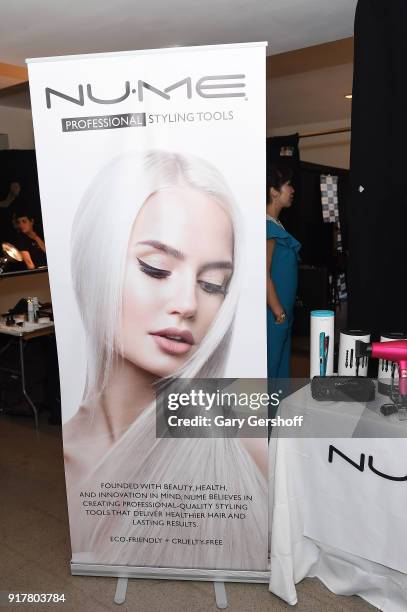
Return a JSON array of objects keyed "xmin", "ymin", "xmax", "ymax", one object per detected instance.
[{"xmin": 118, "ymin": 186, "xmax": 233, "ymax": 377}]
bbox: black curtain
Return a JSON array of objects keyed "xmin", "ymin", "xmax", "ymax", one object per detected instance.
[
  {"xmin": 349, "ymin": 0, "xmax": 407, "ymax": 338},
  {"xmin": 299, "ymin": 161, "xmax": 350, "ymax": 266},
  {"xmin": 267, "ymin": 137, "xmax": 350, "ymax": 266},
  {"xmin": 292, "ymin": 162, "xmax": 350, "ymax": 337}
]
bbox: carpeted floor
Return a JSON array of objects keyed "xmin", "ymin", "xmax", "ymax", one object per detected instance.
[{"xmin": 0, "ymin": 411, "xmax": 377, "ymax": 612}]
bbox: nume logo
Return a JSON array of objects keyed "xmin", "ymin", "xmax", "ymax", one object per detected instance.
[
  {"xmin": 45, "ymin": 74, "xmax": 246, "ymax": 109},
  {"xmin": 328, "ymin": 445, "xmax": 407, "ymax": 482}
]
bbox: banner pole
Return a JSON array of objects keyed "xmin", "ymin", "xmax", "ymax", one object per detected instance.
[
  {"xmin": 214, "ymin": 582, "xmax": 228, "ymax": 609},
  {"xmin": 113, "ymin": 578, "xmax": 128, "ymax": 605},
  {"xmin": 71, "ymin": 563, "xmax": 269, "ymax": 582}
]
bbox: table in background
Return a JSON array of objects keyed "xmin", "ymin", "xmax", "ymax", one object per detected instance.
[
  {"xmin": 268, "ymin": 384, "xmax": 407, "ymax": 612},
  {"xmin": 0, "ymin": 322, "xmax": 55, "ymax": 428}
]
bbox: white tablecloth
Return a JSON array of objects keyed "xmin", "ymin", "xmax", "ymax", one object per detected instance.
[{"xmin": 268, "ymin": 385, "xmax": 407, "ymax": 611}]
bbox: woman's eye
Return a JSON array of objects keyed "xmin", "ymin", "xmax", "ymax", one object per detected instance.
[
  {"xmin": 198, "ymin": 280, "xmax": 226, "ymax": 296},
  {"xmin": 137, "ymin": 258, "xmax": 170, "ymax": 279}
]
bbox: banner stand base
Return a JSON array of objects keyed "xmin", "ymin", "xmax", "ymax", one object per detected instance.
[
  {"xmin": 214, "ymin": 581, "xmax": 228, "ymax": 609},
  {"xmin": 71, "ymin": 562, "xmax": 269, "ymax": 583},
  {"xmin": 114, "ymin": 577, "xmax": 128, "ymax": 605},
  {"xmin": 72, "ymin": 561, "xmax": 269, "ymax": 607},
  {"xmin": 111, "ymin": 576, "xmax": 228, "ymax": 608}
]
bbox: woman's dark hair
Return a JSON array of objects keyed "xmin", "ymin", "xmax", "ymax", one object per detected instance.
[
  {"xmin": 266, "ymin": 166, "xmax": 293, "ymax": 203},
  {"xmin": 14, "ymin": 208, "xmax": 34, "ymax": 221},
  {"xmin": 15, "ymin": 212, "xmax": 34, "ymax": 220}
]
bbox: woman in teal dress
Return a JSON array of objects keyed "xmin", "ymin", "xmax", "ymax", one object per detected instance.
[{"xmin": 266, "ymin": 166, "xmax": 301, "ymax": 379}]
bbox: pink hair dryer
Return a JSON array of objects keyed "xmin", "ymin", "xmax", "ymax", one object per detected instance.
[{"xmin": 356, "ymin": 340, "xmax": 407, "ymax": 398}]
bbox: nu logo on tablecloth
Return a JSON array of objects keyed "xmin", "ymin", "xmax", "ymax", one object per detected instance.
[{"xmin": 328, "ymin": 445, "xmax": 407, "ymax": 482}]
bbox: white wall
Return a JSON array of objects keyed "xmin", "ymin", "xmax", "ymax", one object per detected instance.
[
  {"xmin": 0, "ymin": 105, "xmax": 34, "ymax": 149},
  {"xmin": 270, "ymin": 118, "xmax": 351, "ymax": 170},
  {"xmin": 0, "ymin": 133, "xmax": 9, "ymax": 149}
]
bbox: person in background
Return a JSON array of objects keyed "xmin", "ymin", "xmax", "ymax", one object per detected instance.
[
  {"xmin": 0, "ymin": 181, "xmax": 21, "ymax": 208},
  {"xmin": 266, "ymin": 166, "xmax": 301, "ymax": 378},
  {"xmin": 14, "ymin": 212, "xmax": 47, "ymax": 269}
]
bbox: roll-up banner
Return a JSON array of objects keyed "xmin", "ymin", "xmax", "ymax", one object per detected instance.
[{"xmin": 28, "ymin": 42, "xmax": 268, "ymax": 581}]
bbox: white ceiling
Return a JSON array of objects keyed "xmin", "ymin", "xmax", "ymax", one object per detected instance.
[{"xmin": 0, "ymin": 0, "xmax": 357, "ymax": 65}]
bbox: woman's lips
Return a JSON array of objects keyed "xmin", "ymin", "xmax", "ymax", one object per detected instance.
[{"xmin": 150, "ymin": 328, "xmax": 195, "ymax": 356}]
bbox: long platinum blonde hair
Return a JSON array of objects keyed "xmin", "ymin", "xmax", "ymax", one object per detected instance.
[
  {"xmin": 71, "ymin": 150, "xmax": 243, "ymax": 399},
  {"xmin": 69, "ymin": 151, "xmax": 268, "ymax": 569}
]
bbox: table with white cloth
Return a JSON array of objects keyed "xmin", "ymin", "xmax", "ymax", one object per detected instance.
[{"xmin": 268, "ymin": 383, "xmax": 407, "ymax": 612}]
